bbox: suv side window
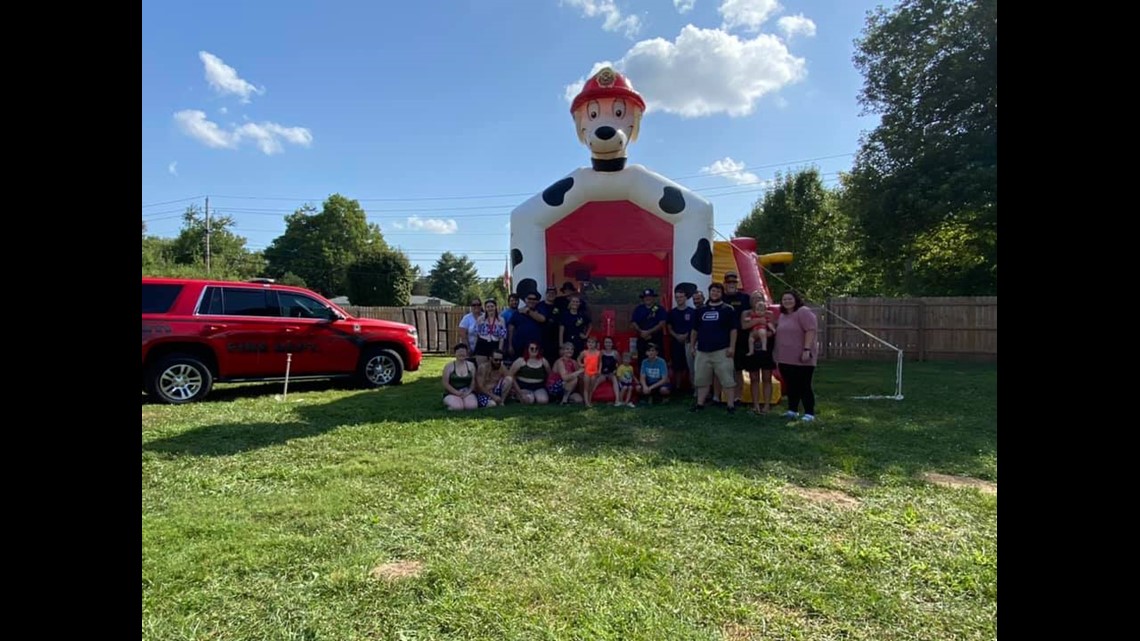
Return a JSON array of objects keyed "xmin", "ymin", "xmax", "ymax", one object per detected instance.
[
  {"xmin": 196, "ymin": 286, "xmax": 277, "ymax": 317},
  {"xmin": 278, "ymin": 291, "xmax": 331, "ymax": 319},
  {"xmin": 142, "ymin": 283, "xmax": 182, "ymax": 313},
  {"xmin": 221, "ymin": 288, "xmax": 276, "ymax": 316},
  {"xmin": 197, "ymin": 287, "xmax": 223, "ymax": 315}
]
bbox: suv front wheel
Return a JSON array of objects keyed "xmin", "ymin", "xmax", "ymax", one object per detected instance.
[
  {"xmin": 359, "ymin": 347, "xmax": 403, "ymax": 388},
  {"xmin": 147, "ymin": 355, "xmax": 214, "ymax": 404}
]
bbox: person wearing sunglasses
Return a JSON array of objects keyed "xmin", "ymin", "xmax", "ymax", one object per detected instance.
[
  {"xmin": 474, "ymin": 348, "xmax": 514, "ymax": 407},
  {"xmin": 506, "ymin": 291, "xmax": 547, "ymax": 359},
  {"xmin": 508, "ymin": 342, "xmax": 551, "ymax": 404}
]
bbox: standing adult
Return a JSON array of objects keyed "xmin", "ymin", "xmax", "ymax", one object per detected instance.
[
  {"xmin": 539, "ymin": 286, "xmax": 562, "ymax": 362},
  {"xmin": 740, "ymin": 291, "xmax": 777, "ymax": 414},
  {"xmin": 507, "ymin": 291, "xmax": 547, "ymax": 359},
  {"xmin": 689, "ymin": 282, "xmax": 738, "ymax": 414},
  {"xmin": 630, "ymin": 288, "xmax": 667, "ymax": 363},
  {"xmin": 473, "ymin": 298, "xmax": 508, "ymax": 366},
  {"xmin": 457, "ymin": 298, "xmax": 483, "ymax": 355},
  {"xmin": 558, "ymin": 294, "xmax": 592, "ymax": 357},
  {"xmin": 722, "ymin": 271, "xmax": 752, "ymax": 403},
  {"xmin": 667, "ymin": 287, "xmax": 696, "ymax": 392},
  {"xmin": 555, "ymin": 281, "xmax": 590, "ymax": 316},
  {"xmin": 774, "ymin": 290, "xmax": 819, "ymax": 422},
  {"xmin": 501, "ymin": 293, "xmax": 520, "ymax": 326}
]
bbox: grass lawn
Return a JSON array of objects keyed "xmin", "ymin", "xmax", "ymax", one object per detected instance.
[{"xmin": 142, "ymin": 357, "xmax": 996, "ymax": 641}]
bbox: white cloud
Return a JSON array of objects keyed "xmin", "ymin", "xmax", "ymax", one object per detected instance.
[
  {"xmin": 777, "ymin": 14, "xmax": 816, "ymax": 40},
  {"xmin": 562, "ymin": 0, "xmax": 641, "ymax": 38},
  {"xmin": 719, "ymin": 0, "xmax": 781, "ymax": 32},
  {"xmin": 674, "ymin": 0, "xmax": 696, "ymax": 13},
  {"xmin": 218, "ymin": 106, "xmax": 228, "ymax": 114},
  {"xmin": 563, "ymin": 24, "xmax": 807, "ymax": 118},
  {"xmin": 398, "ymin": 216, "xmax": 459, "ymax": 234},
  {"xmin": 168, "ymin": 161, "xmax": 178, "ymax": 176},
  {"xmin": 173, "ymin": 110, "xmax": 313, "ymax": 155},
  {"xmin": 199, "ymin": 51, "xmax": 265, "ymax": 103},
  {"xmin": 563, "ymin": 60, "xmax": 615, "ymax": 103},
  {"xmin": 700, "ymin": 157, "xmax": 761, "ymax": 185}
]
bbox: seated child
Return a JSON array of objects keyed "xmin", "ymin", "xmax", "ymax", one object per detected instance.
[
  {"xmin": 638, "ymin": 342, "xmax": 671, "ymax": 405},
  {"xmin": 615, "ymin": 351, "xmax": 635, "ymax": 408}
]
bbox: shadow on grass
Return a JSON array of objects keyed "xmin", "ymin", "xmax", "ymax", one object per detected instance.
[{"xmin": 143, "ymin": 360, "xmax": 997, "ymax": 483}]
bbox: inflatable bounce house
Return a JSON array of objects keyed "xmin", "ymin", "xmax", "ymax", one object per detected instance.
[{"xmin": 509, "ymin": 67, "xmax": 793, "ymax": 403}]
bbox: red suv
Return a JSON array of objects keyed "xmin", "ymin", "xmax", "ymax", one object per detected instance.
[{"xmin": 142, "ymin": 277, "xmax": 423, "ymax": 404}]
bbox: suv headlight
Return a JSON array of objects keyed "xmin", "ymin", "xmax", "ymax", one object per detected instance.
[{"xmin": 406, "ymin": 326, "xmax": 418, "ymax": 337}]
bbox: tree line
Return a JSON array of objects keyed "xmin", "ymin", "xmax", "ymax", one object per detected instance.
[
  {"xmin": 143, "ymin": 0, "xmax": 995, "ymax": 305},
  {"xmin": 736, "ymin": 0, "xmax": 995, "ymax": 300}
]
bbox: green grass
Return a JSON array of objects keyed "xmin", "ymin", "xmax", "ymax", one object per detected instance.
[{"xmin": 142, "ymin": 357, "xmax": 996, "ymax": 641}]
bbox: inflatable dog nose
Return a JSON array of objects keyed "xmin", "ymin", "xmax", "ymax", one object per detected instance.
[{"xmin": 595, "ymin": 126, "xmax": 616, "ymax": 140}]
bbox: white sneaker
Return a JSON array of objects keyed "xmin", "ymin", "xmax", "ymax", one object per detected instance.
[
  {"xmin": 783, "ymin": 411, "xmax": 799, "ymax": 419},
  {"xmin": 801, "ymin": 414, "xmax": 815, "ymax": 422}
]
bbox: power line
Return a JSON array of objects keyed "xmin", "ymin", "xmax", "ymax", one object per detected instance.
[
  {"xmin": 141, "ymin": 195, "xmax": 207, "ymax": 208},
  {"xmin": 142, "ymin": 152, "xmax": 854, "ymax": 207}
]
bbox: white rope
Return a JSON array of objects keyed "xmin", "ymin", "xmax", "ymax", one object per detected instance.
[{"xmin": 711, "ymin": 232, "xmax": 904, "ymax": 401}]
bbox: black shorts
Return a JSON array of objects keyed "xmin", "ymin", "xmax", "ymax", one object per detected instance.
[
  {"xmin": 474, "ymin": 338, "xmax": 499, "ymax": 357},
  {"xmin": 670, "ymin": 338, "xmax": 689, "ymax": 371},
  {"xmin": 739, "ymin": 336, "xmax": 776, "ymax": 371},
  {"xmin": 518, "ymin": 380, "xmax": 545, "ymax": 392}
]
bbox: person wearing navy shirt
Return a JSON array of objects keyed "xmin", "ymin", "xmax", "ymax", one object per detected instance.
[
  {"xmin": 538, "ymin": 286, "xmax": 561, "ymax": 361},
  {"xmin": 689, "ymin": 282, "xmax": 738, "ymax": 413},
  {"xmin": 558, "ymin": 294, "xmax": 592, "ymax": 357},
  {"xmin": 667, "ymin": 287, "xmax": 696, "ymax": 392},
  {"xmin": 554, "ymin": 281, "xmax": 590, "ymax": 317},
  {"xmin": 630, "ymin": 288, "xmax": 667, "ymax": 362},
  {"xmin": 507, "ymin": 291, "xmax": 547, "ymax": 359},
  {"xmin": 722, "ymin": 271, "xmax": 752, "ymax": 403}
]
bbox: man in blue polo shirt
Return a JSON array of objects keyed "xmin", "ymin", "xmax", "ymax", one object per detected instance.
[
  {"xmin": 630, "ymin": 288, "xmax": 667, "ymax": 363},
  {"xmin": 689, "ymin": 282, "xmax": 738, "ymax": 413}
]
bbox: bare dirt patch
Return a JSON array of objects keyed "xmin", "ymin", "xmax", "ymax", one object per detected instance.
[
  {"xmin": 721, "ymin": 622, "xmax": 755, "ymax": 640},
  {"xmin": 786, "ymin": 486, "xmax": 861, "ymax": 509},
  {"xmin": 921, "ymin": 473, "xmax": 996, "ymax": 495},
  {"xmin": 832, "ymin": 474, "xmax": 876, "ymax": 490},
  {"xmin": 369, "ymin": 560, "xmax": 424, "ymax": 581}
]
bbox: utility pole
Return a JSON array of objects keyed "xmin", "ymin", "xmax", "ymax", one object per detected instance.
[{"xmin": 205, "ymin": 196, "xmax": 211, "ymax": 275}]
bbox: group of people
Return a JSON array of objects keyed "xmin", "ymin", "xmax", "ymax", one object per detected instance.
[{"xmin": 445, "ymin": 276, "xmax": 820, "ymax": 421}]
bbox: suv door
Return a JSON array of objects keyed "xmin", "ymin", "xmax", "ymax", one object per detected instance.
[
  {"xmin": 196, "ymin": 286, "xmax": 279, "ymax": 377},
  {"xmin": 271, "ymin": 290, "xmax": 363, "ymax": 374}
]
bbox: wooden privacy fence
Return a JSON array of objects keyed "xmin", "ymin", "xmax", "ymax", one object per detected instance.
[
  {"xmin": 345, "ymin": 297, "xmax": 996, "ymax": 362},
  {"xmin": 814, "ymin": 296, "xmax": 997, "ymax": 362}
]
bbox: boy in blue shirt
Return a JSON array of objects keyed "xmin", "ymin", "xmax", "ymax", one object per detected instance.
[{"xmin": 638, "ymin": 342, "xmax": 672, "ymax": 405}]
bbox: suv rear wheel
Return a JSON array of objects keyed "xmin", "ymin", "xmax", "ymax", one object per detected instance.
[
  {"xmin": 359, "ymin": 347, "xmax": 403, "ymax": 388},
  {"xmin": 147, "ymin": 355, "xmax": 214, "ymax": 404}
]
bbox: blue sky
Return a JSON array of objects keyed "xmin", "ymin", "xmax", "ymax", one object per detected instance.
[{"xmin": 142, "ymin": 0, "xmax": 885, "ymax": 278}]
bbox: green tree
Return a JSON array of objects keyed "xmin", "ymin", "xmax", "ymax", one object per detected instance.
[
  {"xmin": 428, "ymin": 252, "xmax": 479, "ymax": 304},
  {"xmin": 410, "ymin": 265, "xmax": 431, "ymax": 296},
  {"xmin": 346, "ymin": 249, "xmax": 413, "ymax": 306},
  {"xmin": 278, "ymin": 271, "xmax": 308, "ymax": 288},
  {"xmin": 845, "ymin": 0, "xmax": 996, "ymax": 295},
  {"xmin": 263, "ymin": 194, "xmax": 388, "ymax": 297},
  {"xmin": 735, "ymin": 168, "xmax": 870, "ymax": 298},
  {"xmin": 143, "ymin": 205, "xmax": 263, "ymax": 280}
]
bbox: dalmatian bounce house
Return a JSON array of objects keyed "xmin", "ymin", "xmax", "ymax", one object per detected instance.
[{"xmin": 509, "ymin": 67, "xmax": 792, "ymax": 403}]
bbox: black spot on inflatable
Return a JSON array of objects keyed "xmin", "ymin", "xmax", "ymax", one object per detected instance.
[
  {"xmin": 516, "ymin": 278, "xmax": 538, "ymax": 297},
  {"xmin": 690, "ymin": 239, "xmax": 712, "ymax": 275},
  {"xmin": 659, "ymin": 186, "xmax": 686, "ymax": 214},
  {"xmin": 511, "ymin": 248, "xmax": 523, "ymax": 269},
  {"xmin": 675, "ymin": 282, "xmax": 697, "ymax": 298},
  {"xmin": 542, "ymin": 177, "xmax": 575, "ymax": 207}
]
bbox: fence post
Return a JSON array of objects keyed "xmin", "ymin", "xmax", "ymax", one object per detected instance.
[
  {"xmin": 824, "ymin": 297, "xmax": 832, "ymax": 360},
  {"xmin": 916, "ymin": 299, "xmax": 926, "ymax": 362}
]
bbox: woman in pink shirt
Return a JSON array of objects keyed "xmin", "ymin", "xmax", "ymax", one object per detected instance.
[{"xmin": 774, "ymin": 290, "xmax": 819, "ymax": 422}]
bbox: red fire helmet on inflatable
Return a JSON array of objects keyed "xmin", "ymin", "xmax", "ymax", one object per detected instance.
[{"xmin": 570, "ymin": 67, "xmax": 647, "ymax": 114}]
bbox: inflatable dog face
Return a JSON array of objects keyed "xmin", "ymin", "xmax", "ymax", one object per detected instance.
[
  {"xmin": 569, "ymin": 67, "xmax": 647, "ymax": 161},
  {"xmin": 574, "ymin": 97, "xmax": 642, "ymax": 160}
]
